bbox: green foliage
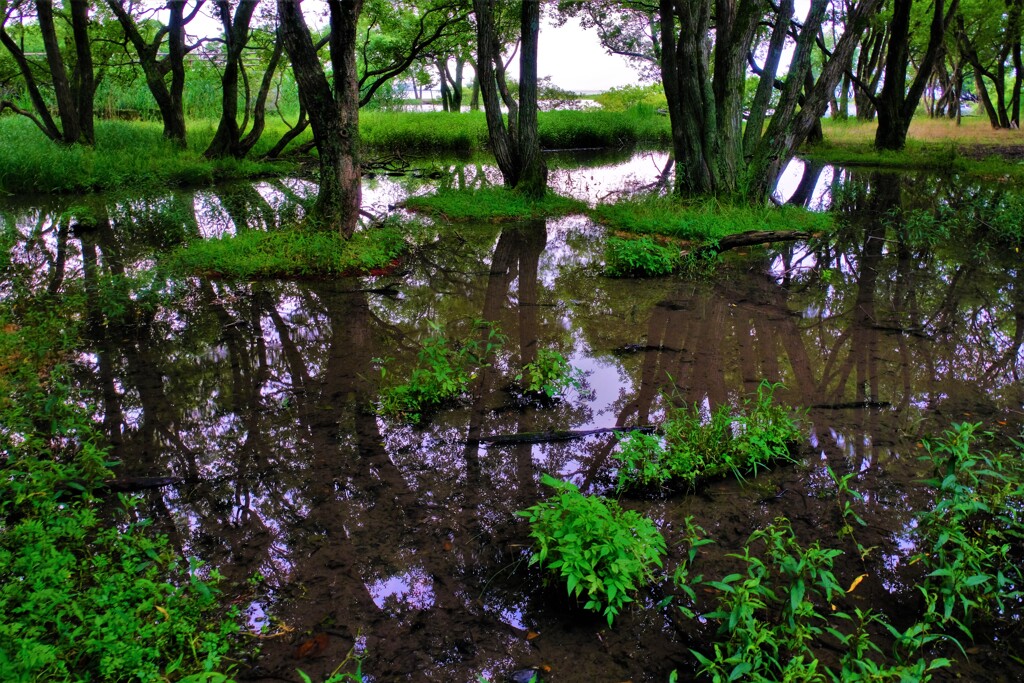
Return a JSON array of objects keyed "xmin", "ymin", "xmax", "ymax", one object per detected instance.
[
  {"xmin": 537, "ymin": 108, "xmax": 670, "ymax": 148},
  {"xmin": 593, "ymin": 84, "xmax": 667, "ymax": 112},
  {"xmin": 516, "ymin": 348, "xmax": 584, "ymax": 398},
  {"xmin": 590, "ymin": 196, "xmax": 833, "ymax": 245},
  {"xmin": 0, "ymin": 284, "xmax": 238, "ymax": 681},
  {"xmin": 517, "ymin": 475, "xmax": 667, "ymax": 626},
  {"xmin": 603, "ymin": 236, "xmax": 680, "ymax": 277},
  {"xmin": 404, "ymin": 187, "xmax": 586, "ymax": 222},
  {"xmin": 168, "ymin": 222, "xmax": 409, "ymax": 278},
  {"xmin": 690, "ymin": 519, "xmax": 950, "ymax": 683},
  {"xmin": 614, "ymin": 381, "xmax": 801, "ymax": 491},
  {"xmin": 0, "ymin": 118, "xmax": 292, "ymax": 194},
  {"xmin": 378, "ymin": 320, "xmax": 505, "ymax": 423},
  {"xmin": 913, "ymin": 423, "xmax": 1024, "ymax": 636}
]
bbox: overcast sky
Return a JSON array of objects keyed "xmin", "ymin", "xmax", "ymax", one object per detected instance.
[{"xmin": 532, "ymin": 17, "xmax": 642, "ymax": 93}]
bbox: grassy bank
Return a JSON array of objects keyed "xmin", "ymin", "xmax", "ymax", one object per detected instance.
[
  {"xmin": 808, "ymin": 117, "xmax": 1024, "ymax": 178},
  {"xmin": 403, "ymin": 186, "xmax": 586, "ymax": 222}
]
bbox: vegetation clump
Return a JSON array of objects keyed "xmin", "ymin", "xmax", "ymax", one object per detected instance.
[
  {"xmin": 603, "ymin": 236, "xmax": 680, "ymax": 277},
  {"xmin": 614, "ymin": 381, "xmax": 801, "ymax": 490},
  {"xmin": 377, "ymin": 320, "xmax": 505, "ymax": 423},
  {"xmin": 403, "ymin": 187, "xmax": 585, "ymax": 222},
  {"xmin": 168, "ymin": 222, "xmax": 409, "ymax": 278},
  {"xmin": 516, "ymin": 348, "xmax": 584, "ymax": 399},
  {"xmin": 0, "ymin": 276, "xmax": 238, "ymax": 681},
  {"xmin": 517, "ymin": 474, "xmax": 667, "ymax": 626}
]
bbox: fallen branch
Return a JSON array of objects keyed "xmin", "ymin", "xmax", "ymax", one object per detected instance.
[{"xmin": 469, "ymin": 425, "xmax": 655, "ymax": 446}]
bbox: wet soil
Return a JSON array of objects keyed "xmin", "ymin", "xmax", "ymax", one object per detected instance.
[{"xmin": 3, "ymin": 159, "xmax": 1024, "ymax": 682}]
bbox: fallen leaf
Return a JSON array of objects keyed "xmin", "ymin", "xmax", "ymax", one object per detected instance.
[
  {"xmin": 526, "ymin": 631, "xmax": 540, "ymax": 641},
  {"xmin": 155, "ymin": 606, "xmax": 169, "ymax": 619},
  {"xmin": 442, "ymin": 540, "xmax": 453, "ymax": 552},
  {"xmin": 293, "ymin": 633, "xmax": 329, "ymax": 659},
  {"xmin": 541, "ymin": 665, "xmax": 552, "ymax": 672},
  {"xmin": 847, "ymin": 574, "xmax": 868, "ymax": 593}
]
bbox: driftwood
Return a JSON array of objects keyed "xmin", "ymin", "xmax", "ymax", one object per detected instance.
[
  {"xmin": 469, "ymin": 425, "xmax": 655, "ymax": 446},
  {"xmin": 812, "ymin": 401, "xmax": 892, "ymax": 410}
]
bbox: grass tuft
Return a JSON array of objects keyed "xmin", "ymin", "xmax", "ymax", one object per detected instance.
[{"xmin": 403, "ymin": 186, "xmax": 586, "ymax": 222}]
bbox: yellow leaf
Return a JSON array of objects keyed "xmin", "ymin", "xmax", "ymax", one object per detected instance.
[
  {"xmin": 526, "ymin": 631, "xmax": 540, "ymax": 641},
  {"xmin": 155, "ymin": 606, "xmax": 170, "ymax": 619},
  {"xmin": 847, "ymin": 574, "xmax": 868, "ymax": 593}
]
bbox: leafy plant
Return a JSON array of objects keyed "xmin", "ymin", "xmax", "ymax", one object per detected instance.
[
  {"xmin": 913, "ymin": 422, "xmax": 1024, "ymax": 636},
  {"xmin": 690, "ymin": 518, "xmax": 950, "ymax": 683},
  {"xmin": 516, "ymin": 348, "xmax": 584, "ymax": 398},
  {"xmin": 517, "ymin": 475, "xmax": 667, "ymax": 626},
  {"xmin": 613, "ymin": 381, "xmax": 801, "ymax": 491},
  {"xmin": 378, "ymin": 320, "xmax": 505, "ymax": 423},
  {"xmin": 603, "ymin": 236, "xmax": 679, "ymax": 277}
]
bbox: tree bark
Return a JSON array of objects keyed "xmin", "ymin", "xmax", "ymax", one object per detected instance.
[
  {"xmin": 205, "ymin": 0, "xmax": 260, "ymax": 158},
  {"xmin": 278, "ymin": 0, "xmax": 363, "ymax": 237}
]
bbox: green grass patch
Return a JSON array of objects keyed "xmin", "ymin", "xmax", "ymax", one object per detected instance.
[
  {"xmin": 517, "ymin": 474, "xmax": 667, "ymax": 626},
  {"xmin": 0, "ymin": 117, "xmax": 294, "ymax": 195},
  {"xmin": 590, "ymin": 196, "xmax": 833, "ymax": 246},
  {"xmin": 403, "ymin": 186, "xmax": 586, "ymax": 222},
  {"xmin": 167, "ymin": 222, "xmax": 409, "ymax": 279},
  {"xmin": 614, "ymin": 381, "xmax": 801, "ymax": 491},
  {"xmin": 603, "ymin": 236, "xmax": 681, "ymax": 277},
  {"xmin": 538, "ymin": 106, "xmax": 670, "ymax": 149}
]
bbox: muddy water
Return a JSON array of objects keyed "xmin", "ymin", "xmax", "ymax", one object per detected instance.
[{"xmin": 3, "ymin": 157, "xmax": 1024, "ymax": 682}]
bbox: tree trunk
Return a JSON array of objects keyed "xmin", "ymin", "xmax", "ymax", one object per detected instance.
[
  {"xmin": 278, "ymin": 0, "xmax": 363, "ymax": 237},
  {"xmin": 205, "ymin": 0, "xmax": 259, "ymax": 158},
  {"xmin": 515, "ymin": 0, "xmax": 547, "ymax": 198},
  {"xmin": 37, "ymin": 0, "xmax": 82, "ymax": 144},
  {"xmin": 70, "ymin": 0, "xmax": 95, "ymax": 144}
]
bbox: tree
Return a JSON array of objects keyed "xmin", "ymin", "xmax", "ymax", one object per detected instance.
[
  {"xmin": 106, "ymin": 0, "xmax": 205, "ymax": 146},
  {"xmin": 278, "ymin": 0, "xmax": 363, "ymax": 236},
  {"xmin": 0, "ymin": 0, "xmax": 97, "ymax": 144},
  {"xmin": 657, "ymin": 0, "xmax": 882, "ymax": 201},
  {"xmin": 204, "ymin": 0, "xmax": 287, "ymax": 159},
  {"xmin": 473, "ymin": 0, "xmax": 547, "ymax": 198},
  {"xmin": 955, "ymin": 0, "xmax": 1023, "ymax": 128}
]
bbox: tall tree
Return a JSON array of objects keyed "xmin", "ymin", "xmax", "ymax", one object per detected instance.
[
  {"xmin": 872, "ymin": 0, "xmax": 959, "ymax": 150},
  {"xmin": 106, "ymin": 0, "xmax": 204, "ymax": 146},
  {"xmin": 955, "ymin": 0, "xmax": 1023, "ymax": 128},
  {"xmin": 278, "ymin": 0, "xmax": 363, "ymax": 236},
  {"xmin": 0, "ymin": 0, "xmax": 96, "ymax": 144},
  {"xmin": 658, "ymin": 0, "xmax": 882, "ymax": 201},
  {"xmin": 473, "ymin": 0, "xmax": 547, "ymax": 197}
]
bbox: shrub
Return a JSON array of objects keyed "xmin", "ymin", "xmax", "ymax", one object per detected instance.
[
  {"xmin": 516, "ymin": 348, "xmax": 584, "ymax": 398},
  {"xmin": 603, "ymin": 236, "xmax": 680, "ymax": 277},
  {"xmin": 517, "ymin": 475, "xmax": 667, "ymax": 626}
]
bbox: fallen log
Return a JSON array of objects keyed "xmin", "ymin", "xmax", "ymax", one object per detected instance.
[
  {"xmin": 469, "ymin": 425, "xmax": 655, "ymax": 446},
  {"xmin": 706, "ymin": 230, "xmax": 812, "ymax": 254}
]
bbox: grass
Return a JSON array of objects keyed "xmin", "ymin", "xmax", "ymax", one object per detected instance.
[
  {"xmin": 808, "ymin": 117, "xmax": 1024, "ymax": 179},
  {"xmin": 403, "ymin": 186, "xmax": 586, "ymax": 222},
  {"xmin": 0, "ymin": 117, "xmax": 296, "ymax": 195},
  {"xmin": 590, "ymin": 196, "xmax": 833, "ymax": 245},
  {"xmin": 167, "ymin": 221, "xmax": 410, "ymax": 279}
]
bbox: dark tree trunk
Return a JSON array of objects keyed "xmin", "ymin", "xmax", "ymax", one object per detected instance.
[
  {"xmin": 472, "ymin": 0, "xmax": 547, "ymax": 197},
  {"xmin": 874, "ymin": 0, "xmax": 958, "ymax": 151},
  {"xmin": 205, "ymin": 0, "xmax": 260, "ymax": 158},
  {"xmin": 278, "ymin": 0, "xmax": 363, "ymax": 236},
  {"xmin": 37, "ymin": 0, "xmax": 82, "ymax": 144},
  {"xmin": 70, "ymin": 0, "xmax": 95, "ymax": 143}
]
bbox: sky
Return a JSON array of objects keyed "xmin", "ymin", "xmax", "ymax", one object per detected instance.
[{"xmin": 533, "ymin": 17, "xmax": 643, "ymax": 93}]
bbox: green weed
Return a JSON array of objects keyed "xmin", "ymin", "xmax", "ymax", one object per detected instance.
[
  {"xmin": 403, "ymin": 187, "xmax": 586, "ymax": 222},
  {"xmin": 688, "ymin": 518, "xmax": 950, "ymax": 683},
  {"xmin": 613, "ymin": 381, "xmax": 801, "ymax": 491},
  {"xmin": 377, "ymin": 320, "xmax": 505, "ymax": 423},
  {"xmin": 603, "ymin": 236, "xmax": 680, "ymax": 277},
  {"xmin": 516, "ymin": 348, "xmax": 584, "ymax": 398},
  {"xmin": 517, "ymin": 474, "xmax": 667, "ymax": 626},
  {"xmin": 913, "ymin": 422, "xmax": 1024, "ymax": 636}
]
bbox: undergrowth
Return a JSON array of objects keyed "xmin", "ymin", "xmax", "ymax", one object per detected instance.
[
  {"xmin": 614, "ymin": 381, "xmax": 801, "ymax": 491},
  {"xmin": 517, "ymin": 475, "xmax": 667, "ymax": 626}
]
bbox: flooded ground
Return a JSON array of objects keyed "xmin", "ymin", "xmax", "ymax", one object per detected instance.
[{"xmin": 3, "ymin": 151, "xmax": 1023, "ymax": 681}]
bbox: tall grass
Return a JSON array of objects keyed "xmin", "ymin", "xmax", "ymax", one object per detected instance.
[
  {"xmin": 403, "ymin": 186, "xmax": 586, "ymax": 222},
  {"xmin": 0, "ymin": 117, "xmax": 293, "ymax": 194}
]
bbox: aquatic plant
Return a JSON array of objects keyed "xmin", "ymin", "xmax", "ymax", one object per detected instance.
[
  {"xmin": 613, "ymin": 381, "xmax": 801, "ymax": 491},
  {"xmin": 603, "ymin": 235, "xmax": 680, "ymax": 277},
  {"xmin": 403, "ymin": 186, "xmax": 585, "ymax": 222},
  {"xmin": 516, "ymin": 348, "xmax": 584, "ymax": 398},
  {"xmin": 377, "ymin": 320, "xmax": 505, "ymax": 423},
  {"xmin": 914, "ymin": 422, "xmax": 1024, "ymax": 637},
  {"xmin": 517, "ymin": 475, "xmax": 667, "ymax": 626}
]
